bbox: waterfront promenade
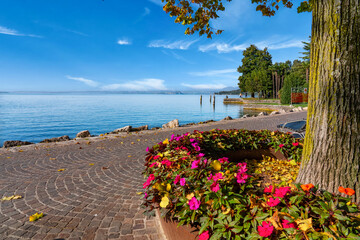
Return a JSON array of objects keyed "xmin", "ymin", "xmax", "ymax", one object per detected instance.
[{"xmin": 0, "ymin": 111, "xmax": 307, "ymax": 240}]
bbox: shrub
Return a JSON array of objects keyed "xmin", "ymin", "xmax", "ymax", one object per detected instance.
[{"xmin": 142, "ymin": 129, "xmax": 360, "ymax": 239}]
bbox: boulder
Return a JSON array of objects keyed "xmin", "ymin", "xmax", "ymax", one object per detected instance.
[
  {"xmin": 242, "ymin": 114, "xmax": 250, "ymax": 118},
  {"xmin": 132, "ymin": 125, "xmax": 148, "ymax": 132},
  {"xmin": 40, "ymin": 135, "xmax": 70, "ymax": 143},
  {"xmin": 279, "ymin": 109, "xmax": 286, "ymax": 114},
  {"xmin": 76, "ymin": 130, "xmax": 91, "ymax": 138},
  {"xmin": 303, "ymin": 107, "xmax": 308, "ymax": 111},
  {"xmin": 258, "ymin": 112, "xmax": 268, "ymax": 116},
  {"xmin": 3, "ymin": 140, "xmax": 33, "ymax": 148},
  {"xmin": 181, "ymin": 123, "xmax": 196, "ymax": 127},
  {"xmin": 162, "ymin": 119, "xmax": 179, "ymax": 129},
  {"xmin": 112, "ymin": 126, "xmax": 132, "ymax": 133},
  {"xmin": 222, "ymin": 116, "xmax": 233, "ymax": 121},
  {"xmin": 270, "ymin": 111, "xmax": 280, "ymax": 116},
  {"xmin": 151, "ymin": 127, "xmax": 161, "ymax": 130}
]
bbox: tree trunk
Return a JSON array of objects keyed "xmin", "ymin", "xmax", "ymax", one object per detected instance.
[{"xmin": 297, "ymin": 0, "xmax": 360, "ymax": 202}]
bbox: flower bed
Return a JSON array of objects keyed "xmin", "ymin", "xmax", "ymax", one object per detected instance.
[{"xmin": 142, "ymin": 129, "xmax": 360, "ymax": 239}]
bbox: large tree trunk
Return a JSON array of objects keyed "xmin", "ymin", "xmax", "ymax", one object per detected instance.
[{"xmin": 297, "ymin": 0, "xmax": 360, "ymax": 202}]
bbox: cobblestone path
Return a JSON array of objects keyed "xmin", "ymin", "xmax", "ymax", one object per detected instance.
[{"xmin": 0, "ymin": 111, "xmax": 307, "ymax": 240}]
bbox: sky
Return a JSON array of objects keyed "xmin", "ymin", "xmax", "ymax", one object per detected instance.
[{"xmin": 0, "ymin": 0, "xmax": 312, "ymax": 92}]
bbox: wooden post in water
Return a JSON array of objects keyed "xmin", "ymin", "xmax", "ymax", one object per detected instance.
[
  {"xmin": 213, "ymin": 95, "xmax": 215, "ymax": 106},
  {"xmin": 210, "ymin": 95, "xmax": 212, "ymax": 103},
  {"xmin": 200, "ymin": 95, "xmax": 202, "ymax": 105}
]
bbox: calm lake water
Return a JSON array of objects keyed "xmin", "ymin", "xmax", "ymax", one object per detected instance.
[{"xmin": 0, "ymin": 93, "xmax": 266, "ymax": 145}]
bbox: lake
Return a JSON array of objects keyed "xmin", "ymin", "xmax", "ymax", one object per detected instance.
[{"xmin": 0, "ymin": 93, "xmax": 266, "ymax": 145}]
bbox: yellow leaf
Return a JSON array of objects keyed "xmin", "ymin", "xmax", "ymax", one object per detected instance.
[
  {"xmin": 128, "ymin": 155, "xmax": 132, "ymax": 158},
  {"xmin": 137, "ymin": 139, "xmax": 141, "ymax": 142},
  {"xmin": 186, "ymin": 193, "xmax": 195, "ymax": 200},
  {"xmin": 89, "ymin": 163, "xmax": 94, "ymax": 166},
  {"xmin": 163, "ymin": 139, "xmax": 169, "ymax": 145},
  {"xmin": 29, "ymin": 212, "xmax": 43, "ymax": 222},
  {"xmin": 266, "ymin": 211, "xmax": 283, "ymax": 230},
  {"xmin": 166, "ymin": 183, "xmax": 171, "ymax": 191},
  {"xmin": 295, "ymin": 218, "xmax": 313, "ymax": 232},
  {"xmin": 57, "ymin": 169, "xmax": 65, "ymax": 172},
  {"xmin": 211, "ymin": 160, "xmax": 221, "ymax": 171},
  {"xmin": 289, "ymin": 160, "xmax": 297, "ymax": 166},
  {"xmin": 160, "ymin": 196, "xmax": 169, "ymax": 208},
  {"xmin": 131, "ymin": 142, "xmax": 135, "ymax": 144},
  {"xmin": 49, "ymin": 158, "xmax": 56, "ymax": 160},
  {"xmin": 1, "ymin": 195, "xmax": 22, "ymax": 201},
  {"xmin": 18, "ymin": 150, "xmax": 23, "ymax": 152},
  {"xmin": 223, "ymin": 208, "xmax": 231, "ymax": 215}
]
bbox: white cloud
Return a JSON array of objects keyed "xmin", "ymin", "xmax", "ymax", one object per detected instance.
[
  {"xmin": 181, "ymin": 83, "xmax": 227, "ymax": 90},
  {"xmin": 0, "ymin": 25, "xmax": 41, "ymax": 37},
  {"xmin": 143, "ymin": 7, "xmax": 151, "ymax": 16},
  {"xmin": 161, "ymin": 50, "xmax": 194, "ymax": 64},
  {"xmin": 66, "ymin": 76, "xmax": 99, "ymax": 87},
  {"xmin": 148, "ymin": 39, "xmax": 198, "ymax": 50},
  {"xmin": 199, "ymin": 38, "xmax": 305, "ymax": 53},
  {"xmin": 148, "ymin": 0, "xmax": 163, "ymax": 6},
  {"xmin": 117, "ymin": 39, "xmax": 131, "ymax": 45},
  {"xmin": 102, "ymin": 79, "xmax": 167, "ymax": 91},
  {"xmin": 189, "ymin": 69, "xmax": 236, "ymax": 77}
]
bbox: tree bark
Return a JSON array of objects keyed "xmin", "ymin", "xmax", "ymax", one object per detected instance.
[{"xmin": 297, "ymin": 0, "xmax": 360, "ymax": 202}]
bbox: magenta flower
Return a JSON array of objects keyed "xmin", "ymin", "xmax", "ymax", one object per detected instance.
[
  {"xmin": 170, "ymin": 134, "xmax": 175, "ymax": 141},
  {"xmin": 180, "ymin": 178, "xmax": 186, "ymax": 186},
  {"xmin": 237, "ymin": 162, "xmax": 248, "ymax": 174},
  {"xmin": 236, "ymin": 173, "xmax": 249, "ymax": 184},
  {"xmin": 154, "ymin": 155, "xmax": 160, "ymax": 160},
  {"xmin": 210, "ymin": 182, "xmax": 220, "ymax": 192},
  {"xmin": 190, "ymin": 138, "xmax": 196, "ymax": 143},
  {"xmin": 174, "ymin": 175, "xmax": 180, "ymax": 185},
  {"xmin": 282, "ymin": 219, "xmax": 297, "ymax": 229},
  {"xmin": 279, "ymin": 144, "xmax": 285, "ymax": 148},
  {"xmin": 258, "ymin": 221, "xmax": 274, "ymax": 237},
  {"xmin": 218, "ymin": 157, "xmax": 229, "ymax": 163},
  {"xmin": 146, "ymin": 147, "xmax": 150, "ymax": 152},
  {"xmin": 267, "ymin": 197, "xmax": 280, "ymax": 207},
  {"xmin": 264, "ymin": 185, "xmax": 273, "ymax": 193},
  {"xmin": 149, "ymin": 162, "xmax": 158, "ymax": 168},
  {"xmin": 198, "ymin": 231, "xmax": 209, "ymax": 240},
  {"xmin": 143, "ymin": 174, "xmax": 155, "ymax": 189},
  {"xmin": 292, "ymin": 142, "xmax": 299, "ymax": 147},
  {"xmin": 144, "ymin": 192, "xmax": 148, "ymax": 199},
  {"xmin": 161, "ymin": 159, "xmax": 172, "ymax": 167},
  {"xmin": 188, "ymin": 197, "xmax": 200, "ymax": 210},
  {"xmin": 198, "ymin": 153, "xmax": 205, "ymax": 158},
  {"xmin": 191, "ymin": 159, "xmax": 201, "ymax": 169},
  {"xmin": 274, "ymin": 186, "xmax": 291, "ymax": 198}
]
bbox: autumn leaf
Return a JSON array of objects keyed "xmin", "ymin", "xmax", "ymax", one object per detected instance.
[
  {"xmin": 1, "ymin": 195, "xmax": 22, "ymax": 201},
  {"xmin": 266, "ymin": 211, "xmax": 283, "ymax": 230},
  {"xmin": 57, "ymin": 169, "xmax": 65, "ymax": 172},
  {"xmin": 295, "ymin": 218, "xmax": 313, "ymax": 232},
  {"xmin": 89, "ymin": 163, "xmax": 94, "ymax": 166},
  {"xmin": 29, "ymin": 212, "xmax": 43, "ymax": 222}
]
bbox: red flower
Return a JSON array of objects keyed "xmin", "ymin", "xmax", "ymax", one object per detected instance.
[
  {"xmin": 258, "ymin": 221, "xmax": 274, "ymax": 237},
  {"xmin": 282, "ymin": 219, "xmax": 297, "ymax": 229},
  {"xmin": 198, "ymin": 231, "xmax": 209, "ymax": 240},
  {"xmin": 279, "ymin": 144, "xmax": 284, "ymax": 148},
  {"xmin": 267, "ymin": 197, "xmax": 280, "ymax": 207},
  {"xmin": 274, "ymin": 187, "xmax": 291, "ymax": 198},
  {"xmin": 292, "ymin": 142, "xmax": 299, "ymax": 147},
  {"xmin": 339, "ymin": 186, "xmax": 355, "ymax": 196},
  {"xmin": 264, "ymin": 185, "xmax": 273, "ymax": 193}
]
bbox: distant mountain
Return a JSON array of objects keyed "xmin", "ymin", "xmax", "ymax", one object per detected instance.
[{"xmin": 215, "ymin": 88, "xmax": 241, "ymax": 95}]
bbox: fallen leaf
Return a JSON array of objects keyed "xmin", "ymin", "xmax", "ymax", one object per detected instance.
[
  {"xmin": 102, "ymin": 167, "xmax": 109, "ymax": 170},
  {"xmin": 18, "ymin": 150, "xmax": 23, "ymax": 152},
  {"xmin": 1, "ymin": 195, "xmax": 22, "ymax": 201},
  {"xmin": 89, "ymin": 163, "xmax": 94, "ymax": 166},
  {"xmin": 128, "ymin": 155, "xmax": 132, "ymax": 158},
  {"xmin": 57, "ymin": 169, "xmax": 65, "ymax": 172},
  {"xmin": 295, "ymin": 218, "xmax": 313, "ymax": 232},
  {"xmin": 29, "ymin": 212, "xmax": 43, "ymax": 222},
  {"xmin": 49, "ymin": 158, "xmax": 56, "ymax": 160}
]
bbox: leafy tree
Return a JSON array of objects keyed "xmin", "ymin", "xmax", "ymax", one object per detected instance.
[
  {"xmin": 245, "ymin": 68, "xmax": 268, "ymax": 97},
  {"xmin": 280, "ymin": 72, "xmax": 306, "ymax": 104},
  {"xmin": 161, "ymin": 0, "xmax": 360, "ymax": 202},
  {"xmin": 300, "ymin": 36, "xmax": 311, "ymax": 62},
  {"xmin": 237, "ymin": 45, "xmax": 272, "ymax": 96}
]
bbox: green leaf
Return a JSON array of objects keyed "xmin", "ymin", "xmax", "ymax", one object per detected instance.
[{"xmin": 334, "ymin": 213, "xmax": 350, "ymax": 221}]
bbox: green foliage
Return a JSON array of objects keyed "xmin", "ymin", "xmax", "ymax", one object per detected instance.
[
  {"xmin": 237, "ymin": 45, "xmax": 272, "ymax": 94},
  {"xmin": 300, "ymin": 36, "xmax": 311, "ymax": 62},
  {"xmin": 142, "ymin": 130, "xmax": 360, "ymax": 239},
  {"xmin": 281, "ymin": 72, "xmax": 307, "ymax": 104}
]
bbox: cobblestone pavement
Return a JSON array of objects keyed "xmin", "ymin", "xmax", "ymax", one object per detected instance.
[{"xmin": 0, "ymin": 111, "xmax": 307, "ymax": 240}]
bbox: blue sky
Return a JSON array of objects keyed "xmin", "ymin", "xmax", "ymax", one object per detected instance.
[{"xmin": 0, "ymin": 0, "xmax": 311, "ymax": 92}]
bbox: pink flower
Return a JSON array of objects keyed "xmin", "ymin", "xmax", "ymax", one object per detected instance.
[
  {"xmin": 236, "ymin": 173, "xmax": 249, "ymax": 184},
  {"xmin": 174, "ymin": 175, "xmax": 180, "ymax": 185},
  {"xmin": 237, "ymin": 162, "xmax": 248, "ymax": 174},
  {"xmin": 144, "ymin": 192, "xmax": 148, "ymax": 199},
  {"xmin": 218, "ymin": 157, "xmax": 229, "ymax": 163},
  {"xmin": 170, "ymin": 134, "xmax": 175, "ymax": 141},
  {"xmin": 267, "ymin": 198, "xmax": 280, "ymax": 207},
  {"xmin": 194, "ymin": 145, "xmax": 201, "ymax": 151},
  {"xmin": 188, "ymin": 197, "xmax": 201, "ymax": 210},
  {"xmin": 143, "ymin": 174, "xmax": 155, "ymax": 189},
  {"xmin": 149, "ymin": 162, "xmax": 158, "ymax": 168},
  {"xmin": 210, "ymin": 182, "xmax": 220, "ymax": 192},
  {"xmin": 282, "ymin": 219, "xmax": 297, "ymax": 229},
  {"xmin": 190, "ymin": 138, "xmax": 196, "ymax": 143},
  {"xmin": 292, "ymin": 142, "xmax": 299, "ymax": 147},
  {"xmin": 154, "ymin": 155, "xmax": 160, "ymax": 160},
  {"xmin": 264, "ymin": 185, "xmax": 273, "ymax": 193},
  {"xmin": 198, "ymin": 153, "xmax": 205, "ymax": 158},
  {"xmin": 198, "ymin": 231, "xmax": 209, "ymax": 240},
  {"xmin": 146, "ymin": 147, "xmax": 150, "ymax": 152},
  {"xmin": 258, "ymin": 221, "xmax": 274, "ymax": 237},
  {"xmin": 191, "ymin": 159, "xmax": 201, "ymax": 169},
  {"xmin": 279, "ymin": 144, "xmax": 285, "ymax": 148},
  {"xmin": 161, "ymin": 159, "xmax": 172, "ymax": 167},
  {"xmin": 274, "ymin": 187, "xmax": 291, "ymax": 198},
  {"xmin": 180, "ymin": 178, "xmax": 186, "ymax": 186}
]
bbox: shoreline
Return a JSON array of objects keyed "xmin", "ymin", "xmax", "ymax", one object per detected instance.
[{"xmin": 0, "ymin": 108, "xmax": 307, "ymax": 152}]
